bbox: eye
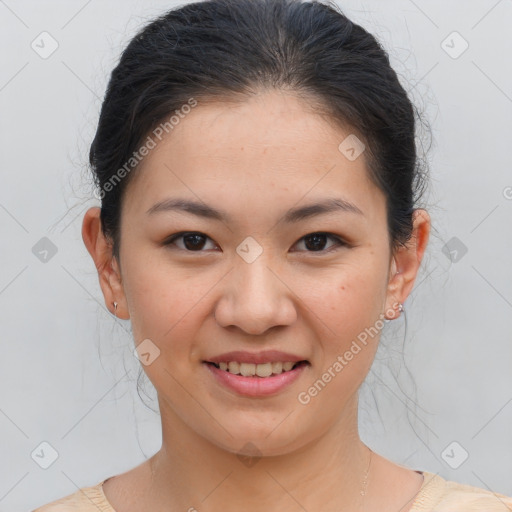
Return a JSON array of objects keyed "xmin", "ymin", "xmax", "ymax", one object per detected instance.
[
  {"xmin": 163, "ymin": 231, "xmax": 348, "ymax": 253},
  {"xmin": 291, "ymin": 232, "xmax": 347, "ymax": 253},
  {"xmin": 163, "ymin": 231, "xmax": 218, "ymax": 251}
]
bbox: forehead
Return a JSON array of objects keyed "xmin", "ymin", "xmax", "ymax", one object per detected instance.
[{"xmin": 122, "ymin": 90, "xmax": 385, "ymax": 224}]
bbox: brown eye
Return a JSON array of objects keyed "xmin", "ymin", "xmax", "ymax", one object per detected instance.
[
  {"xmin": 163, "ymin": 231, "xmax": 347, "ymax": 254},
  {"xmin": 292, "ymin": 232, "xmax": 347, "ymax": 253},
  {"xmin": 164, "ymin": 232, "xmax": 217, "ymax": 251}
]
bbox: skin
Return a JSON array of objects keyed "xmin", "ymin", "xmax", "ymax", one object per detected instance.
[{"xmin": 82, "ymin": 89, "xmax": 430, "ymax": 512}]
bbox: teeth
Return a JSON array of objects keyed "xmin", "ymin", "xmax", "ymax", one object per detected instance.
[{"xmin": 216, "ymin": 361, "xmax": 300, "ymax": 376}]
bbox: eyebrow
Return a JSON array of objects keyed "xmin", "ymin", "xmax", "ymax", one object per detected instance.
[{"xmin": 145, "ymin": 197, "xmax": 364, "ymax": 223}]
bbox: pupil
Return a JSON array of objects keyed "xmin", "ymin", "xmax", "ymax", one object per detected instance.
[
  {"xmin": 184, "ymin": 233, "xmax": 205, "ymax": 250},
  {"xmin": 305, "ymin": 233, "xmax": 327, "ymax": 251}
]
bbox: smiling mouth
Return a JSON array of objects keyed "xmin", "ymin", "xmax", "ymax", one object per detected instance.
[{"xmin": 205, "ymin": 360, "xmax": 309, "ymax": 378}]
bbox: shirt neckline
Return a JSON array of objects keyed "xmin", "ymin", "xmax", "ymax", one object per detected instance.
[{"xmin": 96, "ymin": 469, "xmax": 438, "ymax": 511}]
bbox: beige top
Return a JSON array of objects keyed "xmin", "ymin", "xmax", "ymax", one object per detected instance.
[{"xmin": 33, "ymin": 470, "xmax": 512, "ymax": 511}]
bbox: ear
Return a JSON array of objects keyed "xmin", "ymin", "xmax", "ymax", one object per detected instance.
[
  {"xmin": 81, "ymin": 207, "xmax": 130, "ymax": 320},
  {"xmin": 384, "ymin": 208, "xmax": 430, "ymax": 320}
]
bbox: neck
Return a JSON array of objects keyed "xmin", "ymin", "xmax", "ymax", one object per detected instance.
[{"xmin": 146, "ymin": 392, "xmax": 372, "ymax": 512}]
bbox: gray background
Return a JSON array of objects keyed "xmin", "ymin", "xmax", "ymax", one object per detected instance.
[{"xmin": 1, "ymin": 0, "xmax": 511, "ymax": 510}]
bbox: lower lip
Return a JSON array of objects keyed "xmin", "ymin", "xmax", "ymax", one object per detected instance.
[{"xmin": 203, "ymin": 362, "xmax": 309, "ymax": 397}]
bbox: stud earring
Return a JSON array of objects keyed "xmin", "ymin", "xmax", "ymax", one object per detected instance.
[{"xmin": 385, "ymin": 302, "xmax": 404, "ymax": 320}]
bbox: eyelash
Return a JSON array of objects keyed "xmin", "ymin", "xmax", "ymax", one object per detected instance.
[{"xmin": 163, "ymin": 231, "xmax": 349, "ymax": 254}]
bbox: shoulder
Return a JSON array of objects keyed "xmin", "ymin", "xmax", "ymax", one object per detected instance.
[
  {"xmin": 32, "ymin": 480, "xmax": 113, "ymax": 512},
  {"xmin": 413, "ymin": 471, "xmax": 512, "ymax": 511}
]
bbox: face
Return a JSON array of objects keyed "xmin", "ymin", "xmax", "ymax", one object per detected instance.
[{"xmin": 85, "ymin": 89, "xmax": 427, "ymax": 457}]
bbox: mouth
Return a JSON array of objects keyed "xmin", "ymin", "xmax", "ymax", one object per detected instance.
[
  {"xmin": 202, "ymin": 360, "xmax": 310, "ymax": 397},
  {"xmin": 204, "ymin": 360, "xmax": 310, "ymax": 377}
]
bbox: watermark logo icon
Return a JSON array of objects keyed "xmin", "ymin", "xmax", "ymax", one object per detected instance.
[
  {"xmin": 32, "ymin": 237, "xmax": 58, "ymax": 263},
  {"xmin": 236, "ymin": 236, "xmax": 263, "ymax": 264},
  {"xmin": 31, "ymin": 441, "xmax": 59, "ymax": 469},
  {"xmin": 338, "ymin": 134, "xmax": 365, "ymax": 161},
  {"xmin": 31, "ymin": 31, "xmax": 59, "ymax": 59},
  {"xmin": 442, "ymin": 236, "xmax": 468, "ymax": 263},
  {"xmin": 236, "ymin": 441, "xmax": 262, "ymax": 468},
  {"xmin": 441, "ymin": 441, "xmax": 469, "ymax": 469},
  {"xmin": 134, "ymin": 338, "xmax": 161, "ymax": 366},
  {"xmin": 441, "ymin": 31, "xmax": 469, "ymax": 59}
]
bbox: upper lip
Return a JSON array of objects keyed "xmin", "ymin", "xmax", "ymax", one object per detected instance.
[{"xmin": 204, "ymin": 350, "xmax": 309, "ymax": 365}]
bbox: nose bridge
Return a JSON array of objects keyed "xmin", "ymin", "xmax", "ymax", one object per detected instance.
[
  {"xmin": 234, "ymin": 233, "xmax": 279, "ymax": 299},
  {"xmin": 237, "ymin": 252, "xmax": 278, "ymax": 305},
  {"xmin": 215, "ymin": 246, "xmax": 296, "ymax": 334}
]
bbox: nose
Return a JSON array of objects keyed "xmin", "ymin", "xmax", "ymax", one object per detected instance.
[{"xmin": 213, "ymin": 255, "xmax": 298, "ymax": 336}]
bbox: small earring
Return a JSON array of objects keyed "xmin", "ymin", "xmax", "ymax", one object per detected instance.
[
  {"xmin": 388, "ymin": 302, "xmax": 404, "ymax": 320},
  {"xmin": 113, "ymin": 301, "xmax": 118, "ymax": 317},
  {"xmin": 385, "ymin": 302, "xmax": 404, "ymax": 320}
]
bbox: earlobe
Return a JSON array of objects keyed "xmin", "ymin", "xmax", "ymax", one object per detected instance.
[
  {"xmin": 82, "ymin": 207, "xmax": 130, "ymax": 320},
  {"xmin": 384, "ymin": 209, "xmax": 431, "ymax": 319},
  {"xmin": 384, "ymin": 262, "xmax": 404, "ymax": 320}
]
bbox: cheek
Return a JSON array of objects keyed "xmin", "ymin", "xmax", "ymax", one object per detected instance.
[
  {"xmin": 122, "ymin": 253, "xmax": 221, "ymax": 356},
  {"xmin": 301, "ymin": 275, "xmax": 384, "ymax": 403},
  {"xmin": 293, "ymin": 263, "xmax": 385, "ymax": 353}
]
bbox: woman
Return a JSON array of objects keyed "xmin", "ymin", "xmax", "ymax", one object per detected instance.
[{"xmin": 34, "ymin": 0, "xmax": 512, "ymax": 510}]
